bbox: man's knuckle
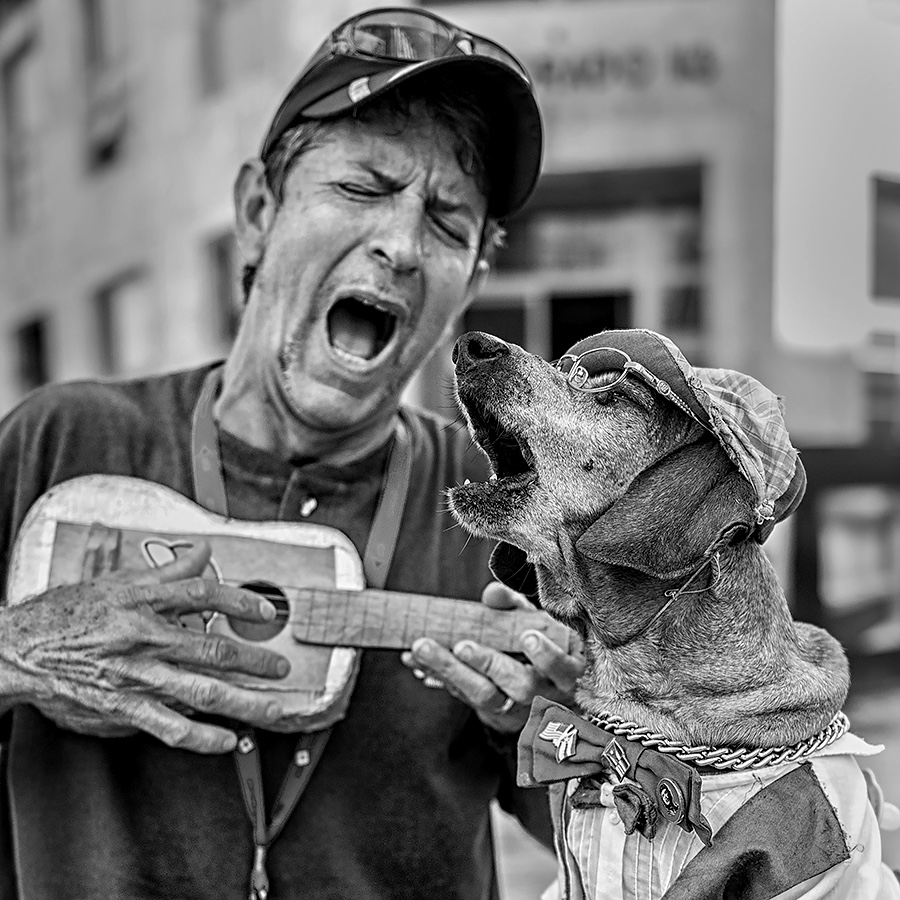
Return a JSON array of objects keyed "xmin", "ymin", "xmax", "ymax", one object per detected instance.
[
  {"xmin": 184, "ymin": 578, "xmax": 208, "ymax": 602},
  {"xmin": 472, "ymin": 684, "xmax": 496, "ymax": 708},
  {"xmin": 189, "ymin": 680, "xmax": 222, "ymax": 710},
  {"xmin": 208, "ymin": 638, "xmax": 239, "ymax": 668},
  {"xmin": 162, "ymin": 719, "xmax": 194, "ymax": 749}
]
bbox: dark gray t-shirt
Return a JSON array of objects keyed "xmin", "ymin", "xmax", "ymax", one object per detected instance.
[{"xmin": 0, "ymin": 364, "xmax": 551, "ymax": 900}]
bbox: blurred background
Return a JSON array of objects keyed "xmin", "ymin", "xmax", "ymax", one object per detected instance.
[{"xmin": 0, "ymin": 0, "xmax": 899, "ymax": 896}]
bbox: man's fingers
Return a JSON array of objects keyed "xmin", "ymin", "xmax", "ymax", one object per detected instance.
[
  {"xmin": 452, "ymin": 640, "xmax": 537, "ymax": 704},
  {"xmin": 69, "ymin": 682, "xmax": 239, "ymax": 754},
  {"xmin": 117, "ymin": 697, "xmax": 238, "ymax": 754},
  {"xmin": 137, "ymin": 662, "xmax": 284, "ymax": 730},
  {"xmin": 110, "ymin": 541, "xmax": 214, "ymax": 587},
  {"xmin": 143, "ymin": 578, "xmax": 277, "ymax": 621},
  {"xmin": 408, "ymin": 638, "xmax": 532, "ymax": 708},
  {"xmin": 519, "ymin": 630, "xmax": 585, "ymax": 691},
  {"xmin": 162, "ymin": 631, "xmax": 290, "ymax": 680},
  {"xmin": 480, "ymin": 580, "xmax": 537, "ymax": 611},
  {"xmin": 149, "ymin": 541, "xmax": 213, "ymax": 583}
]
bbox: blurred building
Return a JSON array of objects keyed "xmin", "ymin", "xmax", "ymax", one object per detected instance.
[{"xmin": 0, "ymin": 0, "xmax": 898, "ymax": 442}]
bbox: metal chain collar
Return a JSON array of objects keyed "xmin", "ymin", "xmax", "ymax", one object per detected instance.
[{"xmin": 585, "ymin": 710, "xmax": 851, "ymax": 771}]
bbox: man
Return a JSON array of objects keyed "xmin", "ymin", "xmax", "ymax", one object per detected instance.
[{"xmin": 0, "ymin": 8, "xmax": 581, "ymax": 899}]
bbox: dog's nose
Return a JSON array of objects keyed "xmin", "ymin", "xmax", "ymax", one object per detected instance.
[{"xmin": 452, "ymin": 332, "xmax": 511, "ymax": 373}]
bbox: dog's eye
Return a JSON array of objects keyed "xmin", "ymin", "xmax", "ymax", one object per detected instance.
[{"xmin": 581, "ymin": 373, "xmax": 623, "ymax": 402}]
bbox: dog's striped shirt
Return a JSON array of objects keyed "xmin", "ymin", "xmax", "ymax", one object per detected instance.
[{"xmin": 541, "ymin": 733, "xmax": 900, "ymax": 900}]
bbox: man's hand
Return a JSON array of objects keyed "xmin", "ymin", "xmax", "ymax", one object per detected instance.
[
  {"xmin": 401, "ymin": 581, "xmax": 584, "ymax": 733},
  {"xmin": 0, "ymin": 542, "xmax": 291, "ymax": 754}
]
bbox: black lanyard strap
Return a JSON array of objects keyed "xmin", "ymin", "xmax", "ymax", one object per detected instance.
[{"xmin": 191, "ymin": 367, "xmax": 413, "ymax": 899}]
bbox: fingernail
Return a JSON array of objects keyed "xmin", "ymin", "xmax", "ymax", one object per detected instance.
[
  {"xmin": 276, "ymin": 658, "xmax": 290, "ymax": 677},
  {"xmin": 260, "ymin": 600, "xmax": 276, "ymax": 621},
  {"xmin": 266, "ymin": 702, "xmax": 282, "ymax": 720},
  {"xmin": 522, "ymin": 632, "xmax": 540, "ymax": 653},
  {"xmin": 455, "ymin": 641, "xmax": 474, "ymax": 662},
  {"xmin": 414, "ymin": 638, "xmax": 435, "ymax": 659}
]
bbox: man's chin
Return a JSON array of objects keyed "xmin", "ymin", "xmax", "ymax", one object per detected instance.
[{"xmin": 281, "ymin": 370, "xmax": 397, "ymax": 437}]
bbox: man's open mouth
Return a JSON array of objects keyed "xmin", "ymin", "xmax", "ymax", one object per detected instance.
[
  {"xmin": 460, "ymin": 393, "xmax": 537, "ymax": 492},
  {"xmin": 327, "ymin": 295, "xmax": 399, "ymax": 362}
]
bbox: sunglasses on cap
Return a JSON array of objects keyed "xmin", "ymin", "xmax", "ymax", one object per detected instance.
[
  {"xmin": 303, "ymin": 7, "xmax": 533, "ymax": 84},
  {"xmin": 554, "ymin": 347, "xmax": 715, "ymax": 434}
]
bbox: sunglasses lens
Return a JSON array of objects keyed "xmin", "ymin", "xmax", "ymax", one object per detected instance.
[
  {"xmin": 560, "ymin": 347, "xmax": 631, "ymax": 392},
  {"xmin": 463, "ymin": 37, "xmax": 531, "ymax": 81},
  {"xmin": 346, "ymin": 10, "xmax": 530, "ymax": 81},
  {"xmin": 351, "ymin": 11, "xmax": 455, "ymax": 61},
  {"xmin": 582, "ymin": 348, "xmax": 630, "ymax": 375}
]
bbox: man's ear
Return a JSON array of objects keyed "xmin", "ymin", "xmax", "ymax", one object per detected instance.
[
  {"xmin": 575, "ymin": 439, "xmax": 756, "ymax": 579},
  {"xmin": 233, "ymin": 158, "xmax": 277, "ymax": 267}
]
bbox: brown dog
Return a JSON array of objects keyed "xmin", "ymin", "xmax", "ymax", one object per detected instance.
[{"xmin": 448, "ymin": 328, "xmax": 898, "ymax": 899}]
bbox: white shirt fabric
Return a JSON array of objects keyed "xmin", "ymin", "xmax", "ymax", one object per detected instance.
[{"xmin": 540, "ymin": 734, "xmax": 900, "ymax": 900}]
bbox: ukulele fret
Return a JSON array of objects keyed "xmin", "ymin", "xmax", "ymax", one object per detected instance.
[{"xmin": 280, "ymin": 586, "xmax": 575, "ymax": 653}]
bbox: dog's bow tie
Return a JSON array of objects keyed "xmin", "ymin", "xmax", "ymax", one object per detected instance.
[{"xmin": 518, "ymin": 697, "xmax": 712, "ymax": 846}]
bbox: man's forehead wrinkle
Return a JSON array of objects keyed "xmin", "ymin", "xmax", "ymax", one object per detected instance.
[{"xmin": 352, "ymin": 156, "xmax": 481, "ymax": 221}]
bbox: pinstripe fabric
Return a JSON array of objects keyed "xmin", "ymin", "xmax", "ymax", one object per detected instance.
[{"xmin": 540, "ymin": 735, "xmax": 899, "ymax": 900}]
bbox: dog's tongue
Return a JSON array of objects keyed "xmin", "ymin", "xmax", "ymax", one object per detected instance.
[{"xmin": 329, "ymin": 304, "xmax": 378, "ymax": 360}]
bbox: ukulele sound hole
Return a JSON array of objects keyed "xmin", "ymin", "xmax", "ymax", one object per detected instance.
[{"xmin": 229, "ymin": 581, "xmax": 290, "ymax": 642}]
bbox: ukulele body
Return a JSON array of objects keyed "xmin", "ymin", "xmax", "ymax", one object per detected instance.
[{"xmin": 6, "ymin": 475, "xmax": 363, "ymax": 732}]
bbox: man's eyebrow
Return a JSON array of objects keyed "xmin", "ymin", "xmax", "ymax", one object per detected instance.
[
  {"xmin": 353, "ymin": 163, "xmax": 405, "ymax": 193},
  {"xmin": 353, "ymin": 162, "xmax": 480, "ymax": 220},
  {"xmin": 429, "ymin": 194, "xmax": 478, "ymax": 219}
]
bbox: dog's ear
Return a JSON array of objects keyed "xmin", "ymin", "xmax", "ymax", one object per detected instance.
[
  {"xmin": 575, "ymin": 439, "xmax": 756, "ymax": 579},
  {"xmin": 489, "ymin": 541, "xmax": 539, "ymax": 602}
]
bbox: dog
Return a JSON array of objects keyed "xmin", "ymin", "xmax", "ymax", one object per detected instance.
[{"xmin": 448, "ymin": 328, "xmax": 900, "ymax": 900}]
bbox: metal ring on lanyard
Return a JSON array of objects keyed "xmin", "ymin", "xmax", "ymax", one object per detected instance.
[{"xmin": 191, "ymin": 366, "xmax": 413, "ymax": 899}]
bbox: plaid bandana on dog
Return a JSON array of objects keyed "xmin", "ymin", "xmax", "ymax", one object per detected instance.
[{"xmin": 558, "ymin": 329, "xmax": 805, "ymax": 541}]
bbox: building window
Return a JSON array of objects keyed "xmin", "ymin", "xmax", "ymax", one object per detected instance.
[
  {"xmin": 206, "ymin": 231, "xmax": 242, "ymax": 342},
  {"xmin": 94, "ymin": 271, "xmax": 157, "ymax": 376},
  {"xmin": 864, "ymin": 370, "xmax": 900, "ymax": 443},
  {"xmin": 14, "ymin": 315, "xmax": 49, "ymax": 393},
  {"xmin": 2, "ymin": 38, "xmax": 40, "ymax": 232},
  {"xmin": 873, "ymin": 175, "xmax": 900, "ymax": 301},
  {"xmin": 198, "ymin": 0, "xmax": 263, "ymax": 97},
  {"xmin": 81, "ymin": 0, "xmax": 127, "ymax": 169},
  {"xmin": 463, "ymin": 304, "xmax": 526, "ymax": 349}
]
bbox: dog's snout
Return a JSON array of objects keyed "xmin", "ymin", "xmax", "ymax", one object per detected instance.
[{"xmin": 453, "ymin": 332, "xmax": 511, "ymax": 373}]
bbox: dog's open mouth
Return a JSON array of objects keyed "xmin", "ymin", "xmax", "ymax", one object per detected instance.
[
  {"xmin": 327, "ymin": 296, "xmax": 398, "ymax": 362},
  {"xmin": 460, "ymin": 395, "xmax": 537, "ymax": 494}
]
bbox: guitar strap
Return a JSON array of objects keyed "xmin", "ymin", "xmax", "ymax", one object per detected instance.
[{"xmin": 191, "ymin": 366, "xmax": 413, "ymax": 900}]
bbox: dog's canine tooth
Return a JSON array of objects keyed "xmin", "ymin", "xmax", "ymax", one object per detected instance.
[
  {"xmin": 464, "ymin": 479, "xmax": 471, "ymax": 485},
  {"xmin": 489, "ymin": 474, "xmax": 498, "ymax": 482}
]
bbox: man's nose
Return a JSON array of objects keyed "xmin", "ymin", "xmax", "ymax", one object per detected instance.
[
  {"xmin": 367, "ymin": 201, "xmax": 423, "ymax": 275},
  {"xmin": 452, "ymin": 331, "xmax": 511, "ymax": 374}
]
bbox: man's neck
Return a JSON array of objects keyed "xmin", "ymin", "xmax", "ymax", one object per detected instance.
[{"xmin": 213, "ymin": 365, "xmax": 398, "ymax": 468}]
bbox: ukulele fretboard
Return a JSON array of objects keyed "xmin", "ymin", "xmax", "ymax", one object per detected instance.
[{"xmin": 286, "ymin": 587, "xmax": 576, "ymax": 653}]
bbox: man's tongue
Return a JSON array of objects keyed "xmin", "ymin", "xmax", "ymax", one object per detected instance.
[{"xmin": 329, "ymin": 303, "xmax": 379, "ymax": 360}]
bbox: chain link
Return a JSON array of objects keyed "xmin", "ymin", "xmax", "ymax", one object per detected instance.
[{"xmin": 585, "ymin": 711, "xmax": 850, "ymax": 771}]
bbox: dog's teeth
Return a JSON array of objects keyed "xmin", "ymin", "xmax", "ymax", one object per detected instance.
[
  {"xmin": 489, "ymin": 474, "xmax": 498, "ymax": 482},
  {"xmin": 464, "ymin": 479, "xmax": 471, "ymax": 485}
]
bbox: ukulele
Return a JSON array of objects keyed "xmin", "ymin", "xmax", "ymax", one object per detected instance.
[{"xmin": 7, "ymin": 475, "xmax": 576, "ymax": 732}]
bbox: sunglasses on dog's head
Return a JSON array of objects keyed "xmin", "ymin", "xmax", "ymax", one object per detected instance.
[{"xmin": 553, "ymin": 344, "xmax": 716, "ymax": 436}]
